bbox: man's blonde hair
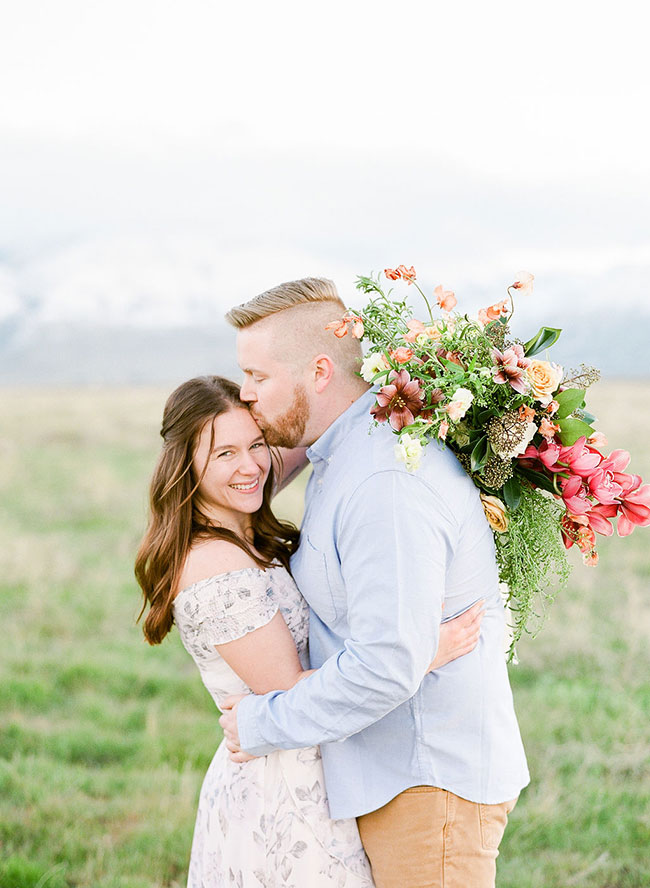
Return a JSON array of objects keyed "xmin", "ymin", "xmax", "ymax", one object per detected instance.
[
  {"xmin": 225, "ymin": 277, "xmax": 344, "ymax": 328},
  {"xmin": 226, "ymin": 277, "xmax": 364, "ymax": 378}
]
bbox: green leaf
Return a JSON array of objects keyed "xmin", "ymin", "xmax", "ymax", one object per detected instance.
[
  {"xmin": 523, "ymin": 326, "xmax": 562, "ymax": 356},
  {"xmin": 502, "ymin": 477, "xmax": 522, "ymax": 511},
  {"xmin": 477, "ymin": 408, "xmax": 497, "ymax": 424},
  {"xmin": 575, "ymin": 409, "xmax": 597, "ymax": 425},
  {"xmin": 516, "ymin": 466, "xmax": 558, "ymax": 495},
  {"xmin": 470, "ymin": 436, "xmax": 489, "ymax": 472},
  {"xmin": 557, "ymin": 417, "xmax": 595, "ymax": 446},
  {"xmin": 554, "ymin": 388, "xmax": 586, "ymax": 419}
]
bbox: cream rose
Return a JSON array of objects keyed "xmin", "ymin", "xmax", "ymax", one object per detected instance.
[
  {"xmin": 480, "ymin": 494, "xmax": 509, "ymax": 533},
  {"xmin": 394, "ymin": 433, "xmax": 423, "ymax": 473},
  {"xmin": 527, "ymin": 360, "xmax": 563, "ymax": 406}
]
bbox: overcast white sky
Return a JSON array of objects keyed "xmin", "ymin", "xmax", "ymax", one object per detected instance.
[{"xmin": 1, "ymin": 0, "xmax": 649, "ymax": 321}]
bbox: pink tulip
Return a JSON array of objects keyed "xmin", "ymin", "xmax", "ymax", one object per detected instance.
[
  {"xmin": 587, "ymin": 466, "xmax": 623, "ymax": 505},
  {"xmin": 617, "ymin": 476, "xmax": 650, "ymax": 536},
  {"xmin": 561, "ymin": 475, "xmax": 591, "ymax": 515},
  {"xmin": 587, "ymin": 503, "xmax": 618, "ymax": 536},
  {"xmin": 560, "ymin": 437, "xmax": 602, "ymax": 478}
]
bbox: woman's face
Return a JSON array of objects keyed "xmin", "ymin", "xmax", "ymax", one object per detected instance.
[{"xmin": 192, "ymin": 408, "xmax": 271, "ymax": 522}]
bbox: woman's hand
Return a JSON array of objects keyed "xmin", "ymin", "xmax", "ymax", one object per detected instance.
[{"xmin": 428, "ymin": 600, "xmax": 485, "ymax": 671}]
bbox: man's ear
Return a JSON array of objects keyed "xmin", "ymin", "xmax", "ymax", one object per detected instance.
[{"xmin": 312, "ymin": 354, "xmax": 335, "ymax": 394}]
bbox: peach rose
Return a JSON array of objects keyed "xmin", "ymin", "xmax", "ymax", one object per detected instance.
[
  {"xmin": 527, "ymin": 359, "xmax": 563, "ymax": 406},
  {"xmin": 480, "ymin": 494, "xmax": 509, "ymax": 533}
]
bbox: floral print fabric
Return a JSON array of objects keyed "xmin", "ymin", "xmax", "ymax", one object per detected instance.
[{"xmin": 172, "ymin": 567, "xmax": 374, "ymax": 888}]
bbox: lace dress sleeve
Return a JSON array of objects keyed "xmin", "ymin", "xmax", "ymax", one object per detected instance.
[{"xmin": 173, "ymin": 568, "xmax": 279, "ymax": 658}]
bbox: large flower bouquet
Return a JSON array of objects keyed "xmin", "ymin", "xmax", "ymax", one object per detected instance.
[{"xmin": 327, "ymin": 265, "xmax": 650, "ymax": 659}]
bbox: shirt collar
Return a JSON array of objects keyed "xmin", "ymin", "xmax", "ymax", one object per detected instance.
[{"xmin": 306, "ymin": 388, "xmax": 376, "ymax": 466}]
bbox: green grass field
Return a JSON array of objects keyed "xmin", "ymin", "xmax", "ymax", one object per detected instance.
[{"xmin": 1, "ymin": 384, "xmax": 649, "ymax": 888}]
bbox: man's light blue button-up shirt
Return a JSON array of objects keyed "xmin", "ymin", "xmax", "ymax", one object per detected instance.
[{"xmin": 238, "ymin": 389, "xmax": 529, "ymax": 819}]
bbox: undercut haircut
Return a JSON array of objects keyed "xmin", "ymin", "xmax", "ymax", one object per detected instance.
[
  {"xmin": 225, "ymin": 277, "xmax": 363, "ymax": 378},
  {"xmin": 225, "ymin": 277, "xmax": 344, "ymax": 327}
]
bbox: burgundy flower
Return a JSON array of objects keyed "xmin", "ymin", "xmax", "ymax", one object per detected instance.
[{"xmin": 371, "ymin": 369, "xmax": 424, "ymax": 432}]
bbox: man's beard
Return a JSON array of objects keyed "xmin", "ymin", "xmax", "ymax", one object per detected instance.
[{"xmin": 254, "ymin": 383, "xmax": 310, "ymax": 448}]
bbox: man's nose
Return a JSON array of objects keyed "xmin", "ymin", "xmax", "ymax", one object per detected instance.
[{"xmin": 239, "ymin": 378, "xmax": 255, "ymax": 402}]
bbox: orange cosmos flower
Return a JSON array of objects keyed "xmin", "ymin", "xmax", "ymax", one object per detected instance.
[
  {"xmin": 518, "ymin": 405, "xmax": 536, "ymax": 422},
  {"xmin": 397, "ymin": 265, "xmax": 417, "ymax": 284},
  {"xmin": 391, "ymin": 346, "xmax": 415, "ymax": 364},
  {"xmin": 434, "ymin": 285, "xmax": 457, "ymax": 312},
  {"xmin": 325, "ymin": 319, "xmax": 349, "ymax": 338},
  {"xmin": 484, "ymin": 298, "xmax": 511, "ymax": 321},
  {"xmin": 403, "ymin": 319, "xmax": 426, "ymax": 343},
  {"xmin": 511, "ymin": 271, "xmax": 535, "ymax": 298},
  {"xmin": 539, "ymin": 417, "xmax": 561, "ymax": 440},
  {"xmin": 325, "ymin": 314, "xmax": 364, "ymax": 339}
]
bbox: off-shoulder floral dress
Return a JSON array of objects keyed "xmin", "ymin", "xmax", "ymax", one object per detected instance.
[{"xmin": 172, "ymin": 565, "xmax": 374, "ymax": 888}]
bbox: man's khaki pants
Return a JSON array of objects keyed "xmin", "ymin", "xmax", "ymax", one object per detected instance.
[{"xmin": 357, "ymin": 786, "xmax": 517, "ymax": 888}]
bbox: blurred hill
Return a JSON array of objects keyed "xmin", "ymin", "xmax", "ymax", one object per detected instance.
[{"xmin": 0, "ymin": 237, "xmax": 648, "ymax": 383}]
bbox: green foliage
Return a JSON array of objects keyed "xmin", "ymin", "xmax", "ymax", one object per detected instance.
[
  {"xmin": 523, "ymin": 325, "xmax": 562, "ymax": 356},
  {"xmin": 495, "ymin": 486, "xmax": 571, "ymax": 658},
  {"xmin": 557, "ymin": 416, "xmax": 596, "ymax": 445},
  {"xmin": 1, "ymin": 385, "xmax": 649, "ymax": 887}
]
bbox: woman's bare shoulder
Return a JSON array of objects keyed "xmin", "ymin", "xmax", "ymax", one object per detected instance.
[{"xmin": 176, "ymin": 539, "xmax": 259, "ymax": 594}]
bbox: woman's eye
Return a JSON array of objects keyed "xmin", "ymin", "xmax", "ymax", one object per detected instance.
[
  {"xmin": 251, "ymin": 442, "xmax": 265, "ymax": 449},
  {"xmin": 253, "ymin": 376, "xmax": 265, "ymax": 383},
  {"xmin": 216, "ymin": 450, "xmax": 233, "ymax": 458}
]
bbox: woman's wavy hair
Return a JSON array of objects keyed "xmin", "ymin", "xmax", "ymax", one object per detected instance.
[{"xmin": 135, "ymin": 375, "xmax": 300, "ymax": 644}]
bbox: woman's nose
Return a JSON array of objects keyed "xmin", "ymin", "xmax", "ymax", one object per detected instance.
[{"xmin": 237, "ymin": 451, "xmax": 260, "ymax": 475}]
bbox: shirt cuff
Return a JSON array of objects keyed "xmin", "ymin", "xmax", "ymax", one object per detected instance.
[{"xmin": 237, "ymin": 691, "xmax": 281, "ymax": 756}]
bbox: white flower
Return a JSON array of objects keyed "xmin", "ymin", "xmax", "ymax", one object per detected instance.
[
  {"xmin": 446, "ymin": 387, "xmax": 474, "ymax": 421},
  {"xmin": 394, "ymin": 433, "xmax": 423, "ymax": 473},
  {"xmin": 360, "ymin": 352, "xmax": 388, "ymax": 383},
  {"xmin": 510, "ymin": 420, "xmax": 537, "ymax": 458}
]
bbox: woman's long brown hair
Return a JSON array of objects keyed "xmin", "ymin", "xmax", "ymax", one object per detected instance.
[{"xmin": 135, "ymin": 375, "xmax": 300, "ymax": 644}]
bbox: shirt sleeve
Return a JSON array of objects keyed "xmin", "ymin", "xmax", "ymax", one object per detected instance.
[{"xmin": 236, "ymin": 470, "xmax": 460, "ymax": 754}]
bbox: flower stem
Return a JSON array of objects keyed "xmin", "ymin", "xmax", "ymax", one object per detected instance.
[{"xmin": 412, "ymin": 281, "xmax": 435, "ymax": 321}]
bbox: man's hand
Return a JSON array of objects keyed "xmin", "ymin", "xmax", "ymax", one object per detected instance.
[
  {"xmin": 428, "ymin": 600, "xmax": 485, "ymax": 671},
  {"xmin": 219, "ymin": 694, "xmax": 257, "ymax": 763}
]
